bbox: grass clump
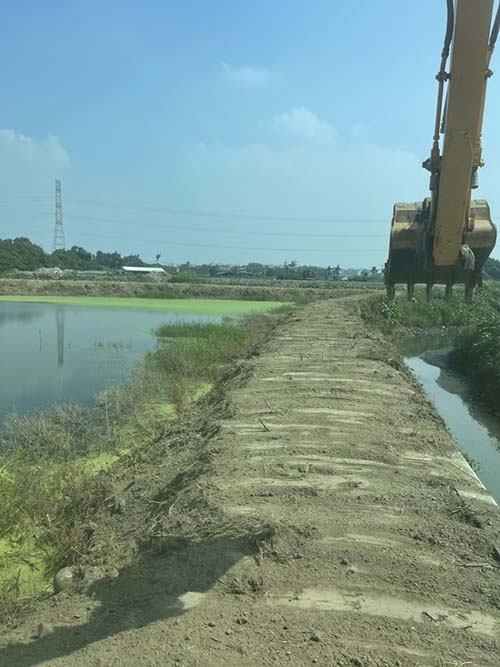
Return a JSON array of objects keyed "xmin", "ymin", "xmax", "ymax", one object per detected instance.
[
  {"xmin": 361, "ymin": 288, "xmax": 495, "ymax": 335},
  {"xmin": 152, "ymin": 315, "xmax": 279, "ymax": 412}
]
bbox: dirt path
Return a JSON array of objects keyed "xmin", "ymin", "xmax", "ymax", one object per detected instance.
[{"xmin": 1, "ymin": 297, "xmax": 499, "ymax": 666}]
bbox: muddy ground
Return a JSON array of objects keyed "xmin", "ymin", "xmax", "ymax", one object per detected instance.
[
  {"xmin": 0, "ymin": 278, "xmax": 373, "ymax": 302},
  {"xmin": 0, "ymin": 296, "xmax": 499, "ymax": 666}
]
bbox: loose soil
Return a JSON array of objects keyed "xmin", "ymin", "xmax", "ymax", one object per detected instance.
[{"xmin": 1, "ymin": 296, "xmax": 499, "ymax": 666}]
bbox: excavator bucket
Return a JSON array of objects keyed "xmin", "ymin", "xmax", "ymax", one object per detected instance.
[{"xmin": 385, "ymin": 199, "xmax": 497, "ymax": 302}]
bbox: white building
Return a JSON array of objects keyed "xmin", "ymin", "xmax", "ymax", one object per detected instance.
[{"xmin": 122, "ymin": 266, "xmax": 166, "ymax": 275}]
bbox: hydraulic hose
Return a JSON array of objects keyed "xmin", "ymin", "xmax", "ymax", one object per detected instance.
[
  {"xmin": 431, "ymin": 0, "xmax": 455, "ymax": 154},
  {"xmin": 443, "ymin": 0, "xmax": 455, "ymax": 54},
  {"xmin": 490, "ymin": 2, "xmax": 500, "ymax": 53}
]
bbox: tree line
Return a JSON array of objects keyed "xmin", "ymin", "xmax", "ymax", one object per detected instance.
[
  {"xmin": 0, "ymin": 237, "xmax": 144, "ymax": 273},
  {"xmin": 1, "ymin": 235, "xmax": 499, "ymax": 280}
]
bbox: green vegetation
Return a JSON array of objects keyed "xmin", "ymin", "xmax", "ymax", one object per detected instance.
[
  {"xmin": 0, "ymin": 295, "xmax": 288, "ymax": 316},
  {"xmin": 452, "ymin": 314, "xmax": 500, "ymax": 409},
  {"xmin": 362, "ymin": 282, "xmax": 500, "ymax": 413},
  {"xmin": 0, "ymin": 237, "xmax": 144, "ymax": 273},
  {"xmin": 484, "ymin": 256, "xmax": 500, "ymax": 280},
  {"xmin": 0, "ymin": 306, "xmax": 291, "ymax": 612},
  {"xmin": 0, "ymin": 236, "xmax": 386, "ymax": 284},
  {"xmin": 361, "ymin": 283, "xmax": 500, "ymax": 334}
]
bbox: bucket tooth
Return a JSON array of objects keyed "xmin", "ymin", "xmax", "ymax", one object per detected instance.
[{"xmin": 385, "ymin": 200, "xmax": 496, "ymax": 300}]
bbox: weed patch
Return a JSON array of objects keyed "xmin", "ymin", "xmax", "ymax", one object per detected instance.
[{"xmin": 360, "ymin": 287, "xmax": 496, "ymax": 335}]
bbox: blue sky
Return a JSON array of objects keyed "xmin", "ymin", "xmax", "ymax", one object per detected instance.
[{"xmin": 1, "ymin": 0, "xmax": 500, "ymax": 267}]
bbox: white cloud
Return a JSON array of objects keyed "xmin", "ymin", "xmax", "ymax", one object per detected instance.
[
  {"xmin": 217, "ymin": 62, "xmax": 273, "ymax": 88},
  {"xmin": 272, "ymin": 108, "xmax": 337, "ymax": 142},
  {"xmin": 0, "ymin": 130, "xmax": 71, "ymax": 244},
  {"xmin": 0, "ymin": 130, "xmax": 70, "ymax": 196},
  {"xmin": 0, "ymin": 130, "xmax": 70, "ymax": 175},
  {"xmin": 170, "ymin": 113, "xmax": 424, "ymax": 266}
]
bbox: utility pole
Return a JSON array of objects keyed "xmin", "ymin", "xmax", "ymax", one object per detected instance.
[{"xmin": 53, "ymin": 179, "xmax": 66, "ymax": 251}]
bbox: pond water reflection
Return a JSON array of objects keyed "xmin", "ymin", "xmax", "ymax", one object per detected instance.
[{"xmin": 0, "ymin": 302, "xmax": 219, "ymax": 419}]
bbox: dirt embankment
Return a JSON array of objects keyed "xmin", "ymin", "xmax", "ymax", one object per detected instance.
[
  {"xmin": 0, "ymin": 278, "xmax": 373, "ymax": 302},
  {"xmin": 1, "ymin": 296, "xmax": 499, "ymax": 666}
]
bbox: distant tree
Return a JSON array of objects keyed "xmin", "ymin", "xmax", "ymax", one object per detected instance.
[
  {"xmin": 484, "ymin": 257, "xmax": 500, "ymax": 280},
  {"xmin": 333, "ymin": 264, "xmax": 341, "ymax": 280},
  {"xmin": 246, "ymin": 262, "xmax": 265, "ymax": 275},
  {"xmin": 0, "ymin": 237, "xmax": 47, "ymax": 271},
  {"xmin": 0, "ymin": 237, "xmax": 151, "ymax": 274},
  {"xmin": 95, "ymin": 250, "xmax": 123, "ymax": 269},
  {"xmin": 50, "ymin": 246, "xmax": 96, "ymax": 270},
  {"xmin": 155, "ymin": 253, "xmax": 161, "ymax": 264},
  {"xmin": 122, "ymin": 254, "xmax": 144, "ymax": 267},
  {"xmin": 0, "ymin": 248, "xmax": 26, "ymax": 272}
]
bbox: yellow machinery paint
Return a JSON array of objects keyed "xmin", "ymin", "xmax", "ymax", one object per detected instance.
[{"xmin": 386, "ymin": 0, "xmax": 500, "ymax": 301}]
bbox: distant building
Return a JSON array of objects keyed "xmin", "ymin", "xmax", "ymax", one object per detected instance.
[{"xmin": 122, "ymin": 266, "xmax": 166, "ymax": 275}]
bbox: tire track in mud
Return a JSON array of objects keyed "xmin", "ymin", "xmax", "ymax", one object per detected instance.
[{"xmin": 1, "ymin": 297, "xmax": 499, "ymax": 666}]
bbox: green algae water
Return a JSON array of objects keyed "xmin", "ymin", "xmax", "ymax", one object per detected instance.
[
  {"xmin": 0, "ymin": 298, "xmax": 282, "ymax": 420},
  {"xmin": 0, "ymin": 295, "xmax": 286, "ymax": 315}
]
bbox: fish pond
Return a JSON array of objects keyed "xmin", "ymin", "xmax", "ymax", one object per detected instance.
[{"xmin": 0, "ymin": 297, "xmax": 284, "ymax": 420}]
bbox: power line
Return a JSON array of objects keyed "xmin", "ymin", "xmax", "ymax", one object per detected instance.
[
  {"xmin": 0, "ymin": 199, "xmax": 52, "ymax": 206},
  {"xmin": 70, "ymin": 230, "xmax": 386, "ymax": 253},
  {"xmin": 0, "ymin": 212, "xmax": 52, "ymax": 219},
  {"xmin": 0, "ymin": 212, "xmax": 386, "ymax": 238},
  {"xmin": 17, "ymin": 226, "xmax": 388, "ymax": 253},
  {"xmin": 61, "ymin": 213, "xmax": 386, "ymax": 239},
  {"xmin": 65, "ymin": 197, "xmax": 388, "ymax": 224},
  {"xmin": 3, "ymin": 194, "xmax": 500, "ymax": 225}
]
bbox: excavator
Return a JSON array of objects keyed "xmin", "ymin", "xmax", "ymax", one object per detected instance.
[{"xmin": 385, "ymin": 0, "xmax": 500, "ymax": 302}]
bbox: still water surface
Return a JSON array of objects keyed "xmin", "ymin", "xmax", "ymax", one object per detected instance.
[
  {"xmin": 0, "ymin": 302, "xmax": 219, "ymax": 419},
  {"xmin": 404, "ymin": 336, "xmax": 500, "ymax": 504}
]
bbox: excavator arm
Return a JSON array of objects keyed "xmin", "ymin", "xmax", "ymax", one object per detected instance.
[{"xmin": 385, "ymin": 0, "xmax": 500, "ymax": 302}]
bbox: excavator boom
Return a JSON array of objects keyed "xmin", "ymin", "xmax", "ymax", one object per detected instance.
[{"xmin": 385, "ymin": 0, "xmax": 499, "ymax": 301}]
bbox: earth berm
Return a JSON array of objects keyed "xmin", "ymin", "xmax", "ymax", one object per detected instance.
[{"xmin": 0, "ymin": 296, "xmax": 499, "ymax": 666}]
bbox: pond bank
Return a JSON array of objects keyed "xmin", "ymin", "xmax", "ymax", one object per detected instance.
[
  {"xmin": 0, "ymin": 304, "xmax": 293, "ymax": 610},
  {"xmin": 2, "ymin": 296, "xmax": 499, "ymax": 666},
  {"xmin": 0, "ymin": 278, "xmax": 373, "ymax": 303},
  {"xmin": 362, "ymin": 289, "xmax": 500, "ymax": 504}
]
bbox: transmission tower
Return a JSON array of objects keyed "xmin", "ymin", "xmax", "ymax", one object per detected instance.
[{"xmin": 53, "ymin": 179, "xmax": 66, "ymax": 251}]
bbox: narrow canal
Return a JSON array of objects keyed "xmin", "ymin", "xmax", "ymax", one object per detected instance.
[{"xmin": 404, "ymin": 334, "xmax": 500, "ymax": 504}]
